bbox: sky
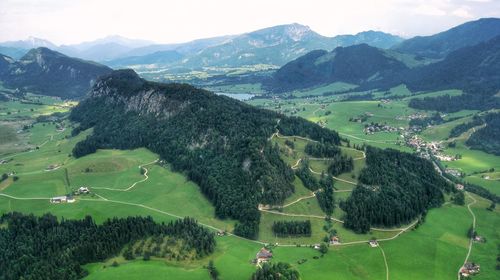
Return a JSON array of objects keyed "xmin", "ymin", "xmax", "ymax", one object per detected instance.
[{"xmin": 0, "ymin": 0, "xmax": 499, "ymax": 45}]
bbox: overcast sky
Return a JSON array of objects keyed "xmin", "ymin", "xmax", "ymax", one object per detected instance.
[{"xmin": 1, "ymin": 0, "xmax": 499, "ymax": 45}]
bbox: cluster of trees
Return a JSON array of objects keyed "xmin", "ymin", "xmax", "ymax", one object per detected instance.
[
  {"xmin": 342, "ymin": 147, "xmax": 453, "ymax": 233},
  {"xmin": 408, "ymin": 91, "xmax": 499, "ymax": 113},
  {"xmin": 464, "ymin": 183, "xmax": 500, "ymax": 203},
  {"xmin": 304, "ymin": 142, "xmax": 341, "ymax": 158},
  {"xmin": 70, "ymin": 71, "xmax": 340, "ymax": 239},
  {"xmin": 284, "ymin": 139, "xmax": 295, "ymax": 149},
  {"xmin": 251, "ymin": 262, "xmax": 300, "ymax": 280},
  {"xmin": 327, "ymin": 154, "xmax": 354, "ymax": 176},
  {"xmin": 0, "ymin": 212, "xmax": 215, "ymax": 280},
  {"xmin": 466, "ymin": 113, "xmax": 500, "ymax": 156},
  {"xmin": 272, "ymin": 221, "xmax": 312, "ymax": 237},
  {"xmin": 316, "ymin": 173, "xmax": 335, "ymax": 216},
  {"xmin": 449, "ymin": 115, "xmax": 484, "ymax": 138},
  {"xmin": 295, "ymin": 160, "xmax": 319, "ymax": 191}
]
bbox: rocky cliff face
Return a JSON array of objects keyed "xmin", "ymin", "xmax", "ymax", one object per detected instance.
[{"xmin": 88, "ymin": 69, "xmax": 194, "ymax": 118}]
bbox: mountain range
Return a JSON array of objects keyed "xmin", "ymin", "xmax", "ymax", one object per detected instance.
[
  {"xmin": 0, "ymin": 24, "xmax": 403, "ymax": 67},
  {"xmin": 265, "ymin": 18, "xmax": 500, "ymax": 94},
  {"xmin": 393, "ymin": 18, "xmax": 500, "ymax": 59},
  {"xmin": 0, "ymin": 48, "xmax": 112, "ymax": 98}
]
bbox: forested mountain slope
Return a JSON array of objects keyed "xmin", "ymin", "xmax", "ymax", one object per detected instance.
[
  {"xmin": 265, "ymin": 44, "xmax": 408, "ymax": 92},
  {"xmin": 69, "ymin": 69, "xmax": 341, "ymax": 238},
  {"xmin": 0, "ymin": 47, "xmax": 112, "ymax": 98},
  {"xmin": 393, "ymin": 17, "xmax": 500, "ymax": 59}
]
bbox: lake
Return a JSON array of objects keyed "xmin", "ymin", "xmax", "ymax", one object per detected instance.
[{"xmin": 215, "ymin": 92, "xmax": 255, "ymax": 101}]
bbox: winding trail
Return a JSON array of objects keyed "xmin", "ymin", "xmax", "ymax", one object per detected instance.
[
  {"xmin": 309, "ymin": 167, "xmax": 358, "ymax": 186},
  {"xmin": 92, "ymin": 159, "xmax": 158, "ymax": 192},
  {"xmin": 457, "ymin": 192, "xmax": 477, "ymax": 280}
]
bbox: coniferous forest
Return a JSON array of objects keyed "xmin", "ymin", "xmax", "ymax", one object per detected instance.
[
  {"xmin": 0, "ymin": 213, "xmax": 215, "ymax": 280},
  {"xmin": 251, "ymin": 262, "xmax": 300, "ymax": 280},
  {"xmin": 272, "ymin": 220, "xmax": 312, "ymax": 237},
  {"xmin": 316, "ymin": 174, "xmax": 335, "ymax": 216},
  {"xmin": 342, "ymin": 147, "xmax": 453, "ymax": 233}
]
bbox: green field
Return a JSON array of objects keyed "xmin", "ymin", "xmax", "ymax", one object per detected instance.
[{"xmin": 1, "ymin": 94, "xmax": 499, "ymax": 280}]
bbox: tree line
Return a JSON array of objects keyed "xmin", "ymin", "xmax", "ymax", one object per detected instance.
[
  {"xmin": 272, "ymin": 220, "xmax": 312, "ymax": 237},
  {"xmin": 0, "ymin": 212, "xmax": 215, "ymax": 280},
  {"xmin": 466, "ymin": 112, "xmax": 500, "ymax": 156}
]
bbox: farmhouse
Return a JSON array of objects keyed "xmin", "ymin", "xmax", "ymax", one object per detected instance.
[
  {"xmin": 330, "ymin": 236, "xmax": 340, "ymax": 245},
  {"xmin": 50, "ymin": 196, "xmax": 67, "ymax": 203},
  {"xmin": 78, "ymin": 186, "xmax": 90, "ymax": 194},
  {"xmin": 460, "ymin": 262, "xmax": 480, "ymax": 277},
  {"xmin": 50, "ymin": 195, "xmax": 75, "ymax": 204},
  {"xmin": 255, "ymin": 248, "xmax": 273, "ymax": 264},
  {"xmin": 369, "ymin": 240, "xmax": 378, "ymax": 247}
]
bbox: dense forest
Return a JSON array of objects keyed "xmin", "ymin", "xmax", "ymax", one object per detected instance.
[
  {"xmin": 466, "ymin": 113, "xmax": 500, "ymax": 156},
  {"xmin": 327, "ymin": 154, "xmax": 354, "ymax": 176},
  {"xmin": 408, "ymin": 91, "xmax": 500, "ymax": 113},
  {"xmin": 304, "ymin": 142, "xmax": 341, "ymax": 158},
  {"xmin": 342, "ymin": 147, "xmax": 453, "ymax": 233},
  {"xmin": 251, "ymin": 262, "xmax": 300, "ymax": 280},
  {"xmin": 70, "ymin": 70, "xmax": 340, "ymax": 239},
  {"xmin": 316, "ymin": 174, "xmax": 335, "ymax": 215},
  {"xmin": 0, "ymin": 213, "xmax": 215, "ymax": 280},
  {"xmin": 295, "ymin": 160, "xmax": 319, "ymax": 191},
  {"xmin": 272, "ymin": 220, "xmax": 312, "ymax": 237}
]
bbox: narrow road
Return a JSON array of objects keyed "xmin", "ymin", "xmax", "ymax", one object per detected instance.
[
  {"xmin": 457, "ymin": 192, "xmax": 477, "ymax": 280},
  {"xmin": 0, "ymin": 193, "xmax": 50, "ymax": 200},
  {"xmin": 338, "ymin": 132, "xmax": 398, "ymax": 144}
]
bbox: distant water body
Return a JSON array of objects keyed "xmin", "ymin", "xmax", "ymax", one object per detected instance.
[{"xmin": 215, "ymin": 92, "xmax": 255, "ymax": 101}]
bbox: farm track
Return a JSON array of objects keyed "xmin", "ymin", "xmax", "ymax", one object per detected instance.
[
  {"xmin": 457, "ymin": 192, "xmax": 477, "ymax": 280},
  {"xmin": 380, "ymin": 245, "xmax": 390, "ymax": 280},
  {"xmin": 91, "ymin": 159, "xmax": 158, "ymax": 192}
]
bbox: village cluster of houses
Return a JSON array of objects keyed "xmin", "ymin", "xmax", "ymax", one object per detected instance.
[
  {"xmin": 50, "ymin": 187, "xmax": 90, "ymax": 204},
  {"xmin": 396, "ymin": 112, "xmax": 428, "ymax": 121},
  {"xmin": 445, "ymin": 168, "xmax": 462, "ymax": 177},
  {"xmin": 460, "ymin": 262, "xmax": 480, "ymax": 277},
  {"xmin": 363, "ymin": 123, "xmax": 399, "ymax": 134}
]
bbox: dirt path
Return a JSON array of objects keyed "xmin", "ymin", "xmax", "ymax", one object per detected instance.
[
  {"xmin": 457, "ymin": 192, "xmax": 477, "ymax": 280},
  {"xmin": 92, "ymin": 159, "xmax": 158, "ymax": 192},
  {"xmin": 281, "ymin": 192, "xmax": 317, "ymax": 208},
  {"xmin": 309, "ymin": 167, "xmax": 358, "ymax": 186},
  {"xmin": 338, "ymin": 132, "xmax": 398, "ymax": 144},
  {"xmin": 380, "ymin": 245, "xmax": 390, "ymax": 280}
]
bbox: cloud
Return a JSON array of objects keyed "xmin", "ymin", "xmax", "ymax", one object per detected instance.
[
  {"xmin": 414, "ymin": 4, "xmax": 447, "ymax": 16},
  {"xmin": 452, "ymin": 7, "xmax": 474, "ymax": 18}
]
